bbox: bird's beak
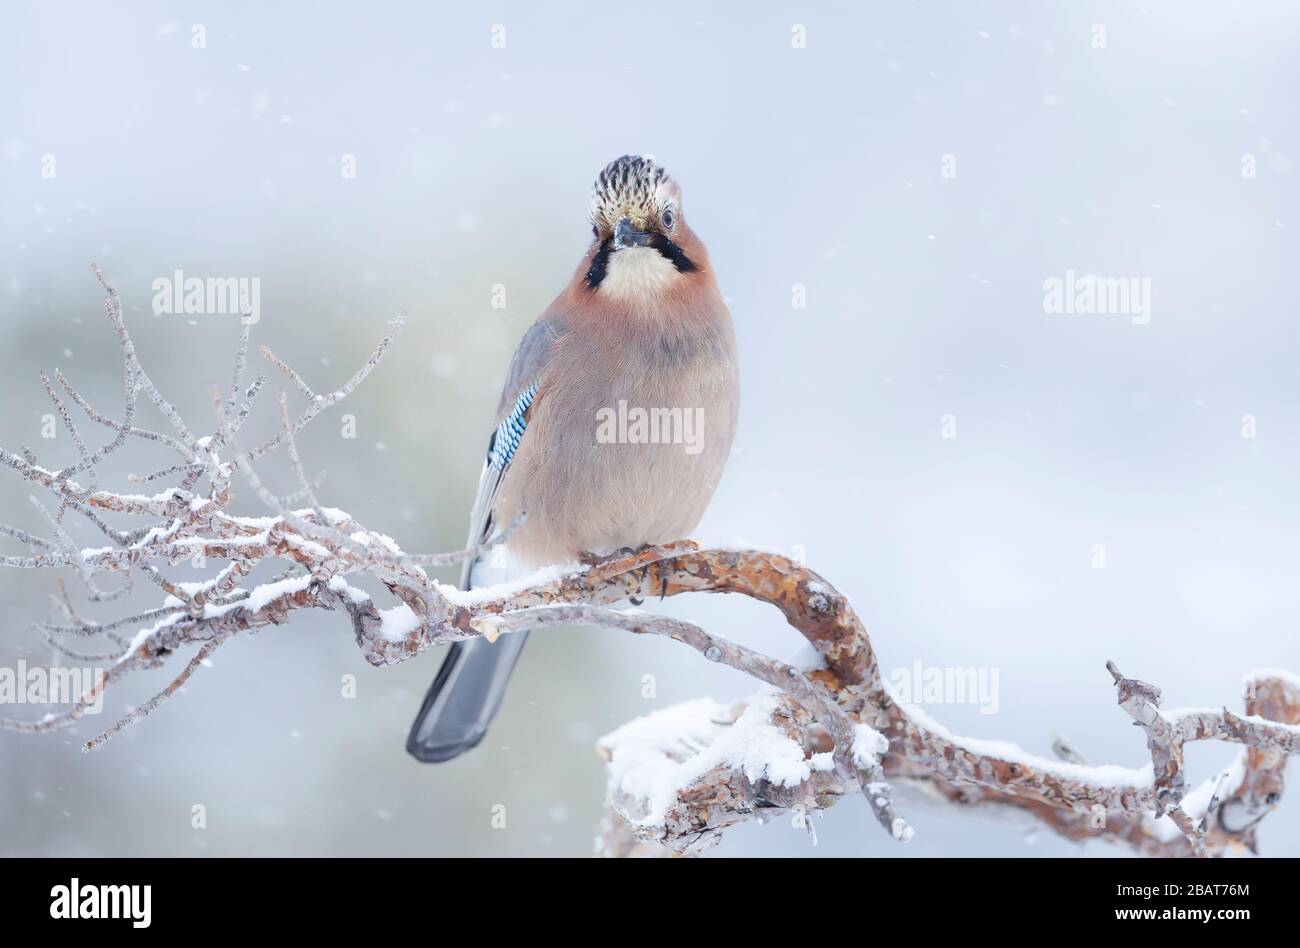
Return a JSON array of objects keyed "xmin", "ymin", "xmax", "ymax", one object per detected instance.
[{"xmin": 612, "ymin": 217, "xmax": 652, "ymax": 250}]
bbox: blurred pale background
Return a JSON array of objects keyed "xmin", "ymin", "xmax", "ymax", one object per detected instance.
[{"xmin": 1, "ymin": 1, "xmax": 1296, "ymax": 857}]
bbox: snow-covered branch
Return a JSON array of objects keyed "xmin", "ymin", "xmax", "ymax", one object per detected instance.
[
  {"xmin": 3, "ymin": 268, "xmax": 1298, "ymax": 859},
  {"xmin": 583, "ymin": 555, "xmax": 1300, "ymax": 857}
]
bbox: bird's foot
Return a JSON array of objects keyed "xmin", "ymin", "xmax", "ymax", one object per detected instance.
[
  {"xmin": 579, "ymin": 545, "xmax": 646, "ymax": 566},
  {"xmin": 579, "ymin": 546, "xmax": 656, "ymax": 604}
]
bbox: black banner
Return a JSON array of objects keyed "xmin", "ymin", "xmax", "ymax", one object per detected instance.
[{"xmin": 0, "ymin": 855, "xmax": 1284, "ymax": 933}]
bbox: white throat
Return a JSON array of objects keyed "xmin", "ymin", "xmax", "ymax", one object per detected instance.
[{"xmin": 600, "ymin": 247, "xmax": 680, "ymax": 306}]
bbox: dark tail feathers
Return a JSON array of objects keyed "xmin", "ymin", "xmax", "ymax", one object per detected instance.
[{"xmin": 405, "ymin": 632, "xmax": 530, "ymax": 763}]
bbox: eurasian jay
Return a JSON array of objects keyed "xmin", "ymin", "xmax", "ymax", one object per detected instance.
[{"xmin": 407, "ymin": 155, "xmax": 739, "ymax": 763}]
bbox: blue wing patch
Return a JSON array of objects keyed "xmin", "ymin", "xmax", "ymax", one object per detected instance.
[{"xmin": 487, "ymin": 382, "xmax": 537, "ymax": 472}]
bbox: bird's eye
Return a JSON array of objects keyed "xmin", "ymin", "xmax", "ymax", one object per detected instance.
[{"xmin": 660, "ymin": 207, "xmax": 675, "ymax": 231}]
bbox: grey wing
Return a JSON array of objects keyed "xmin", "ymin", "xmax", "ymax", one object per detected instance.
[
  {"xmin": 406, "ymin": 312, "xmax": 566, "ymax": 762},
  {"xmin": 458, "ymin": 314, "xmax": 565, "ymax": 587}
]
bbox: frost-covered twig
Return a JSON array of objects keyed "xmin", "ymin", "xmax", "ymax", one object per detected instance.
[
  {"xmin": 2, "ymin": 268, "xmax": 1298, "ymax": 860},
  {"xmin": 0, "ymin": 267, "xmax": 478, "ymax": 744}
]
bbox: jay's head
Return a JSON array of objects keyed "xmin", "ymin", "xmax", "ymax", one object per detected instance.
[{"xmin": 584, "ymin": 155, "xmax": 703, "ymax": 303}]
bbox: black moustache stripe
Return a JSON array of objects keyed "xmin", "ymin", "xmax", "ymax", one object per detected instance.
[
  {"xmin": 650, "ymin": 234, "xmax": 698, "ymax": 273},
  {"xmin": 585, "ymin": 234, "xmax": 697, "ymax": 291},
  {"xmin": 585, "ymin": 239, "xmax": 612, "ymax": 289}
]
